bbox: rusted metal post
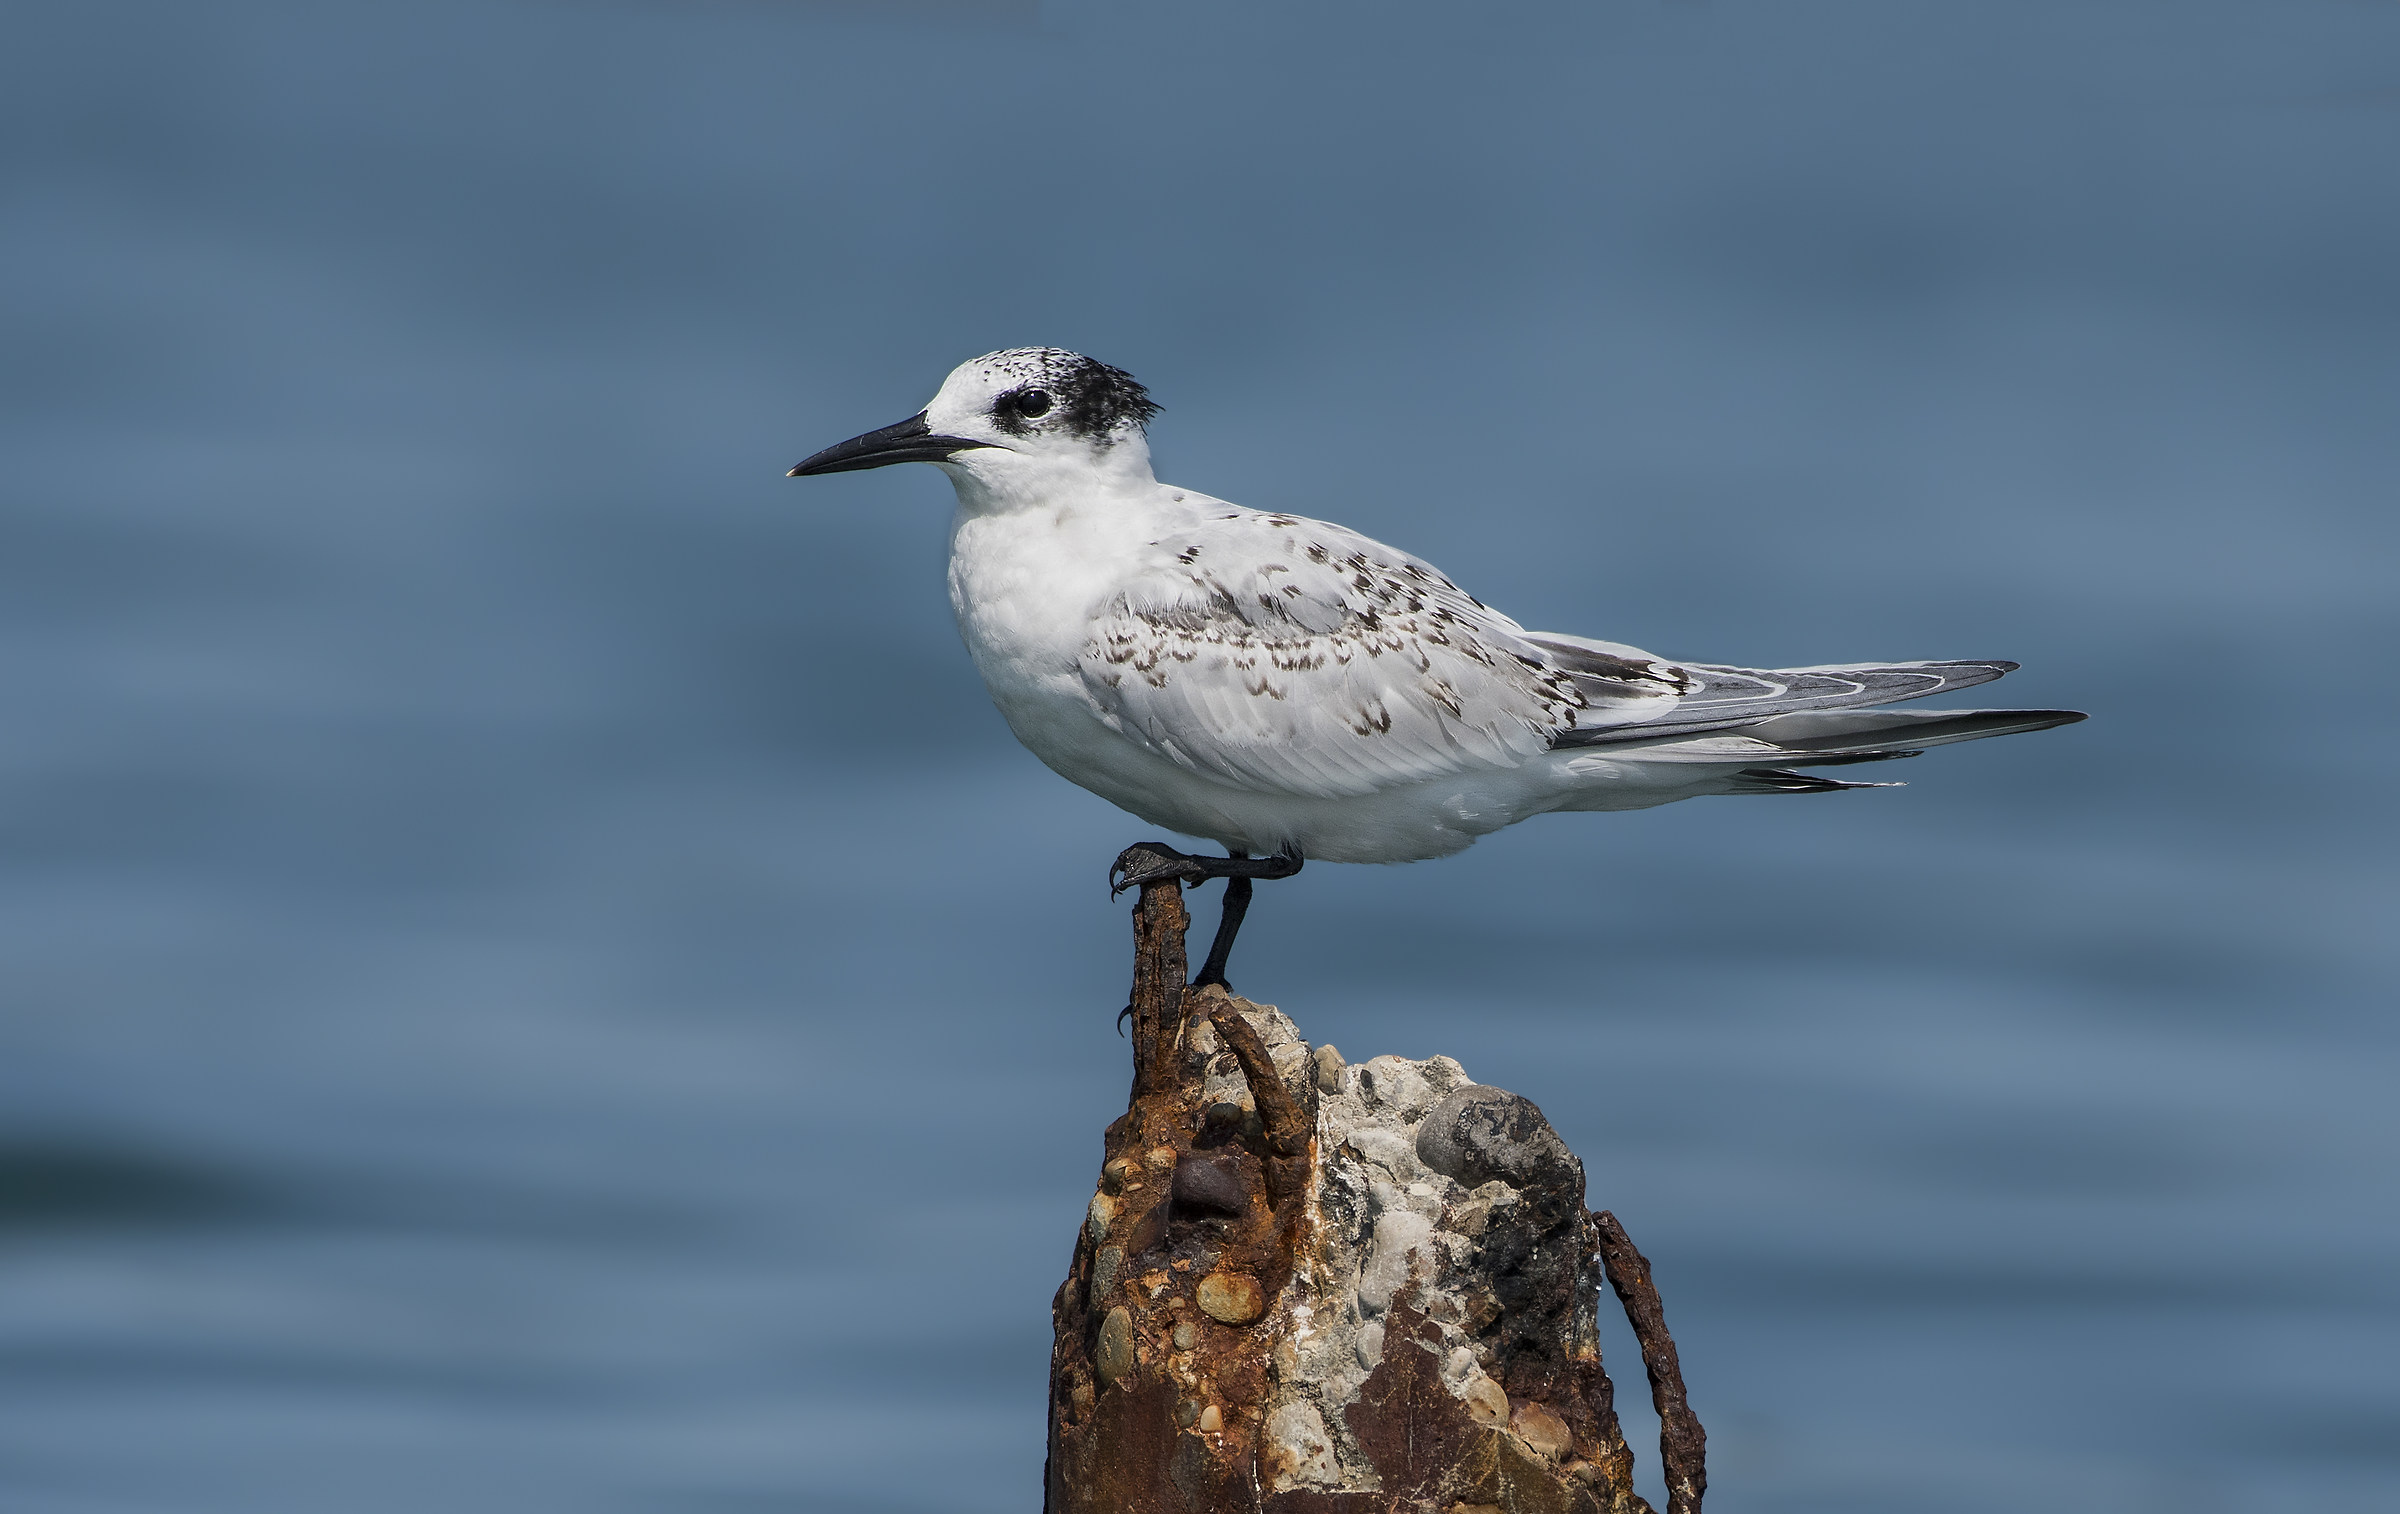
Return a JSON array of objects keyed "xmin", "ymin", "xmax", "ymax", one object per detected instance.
[{"xmin": 1046, "ymin": 877, "xmax": 1681, "ymax": 1514}]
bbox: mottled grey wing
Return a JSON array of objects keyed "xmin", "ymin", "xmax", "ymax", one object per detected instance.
[{"xmin": 1077, "ymin": 514, "xmax": 1581, "ymax": 798}]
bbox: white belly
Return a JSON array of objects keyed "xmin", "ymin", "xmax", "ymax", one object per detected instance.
[{"xmin": 985, "ymin": 692, "xmax": 1563, "ymax": 863}]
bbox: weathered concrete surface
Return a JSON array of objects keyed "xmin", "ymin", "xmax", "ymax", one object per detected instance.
[{"xmin": 1045, "ymin": 880, "xmax": 1657, "ymax": 1514}]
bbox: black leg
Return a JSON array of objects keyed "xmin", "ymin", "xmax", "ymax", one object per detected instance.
[
  {"xmin": 1193, "ymin": 874, "xmax": 1252, "ymax": 989},
  {"xmin": 1108, "ymin": 842, "xmax": 1302, "ymax": 994}
]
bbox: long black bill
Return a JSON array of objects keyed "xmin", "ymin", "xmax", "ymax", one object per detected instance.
[{"xmin": 786, "ymin": 412, "xmax": 992, "ymax": 477}]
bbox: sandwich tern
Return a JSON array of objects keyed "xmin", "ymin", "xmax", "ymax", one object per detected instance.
[{"xmin": 790, "ymin": 349, "xmax": 2083, "ymax": 990}]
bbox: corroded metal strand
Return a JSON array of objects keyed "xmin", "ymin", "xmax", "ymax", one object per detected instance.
[
  {"xmin": 1126, "ymin": 877, "xmax": 1189, "ymax": 1100},
  {"xmin": 1593, "ymin": 1209, "xmax": 1707, "ymax": 1514},
  {"xmin": 1200, "ymin": 996, "xmax": 1309, "ymax": 1158}
]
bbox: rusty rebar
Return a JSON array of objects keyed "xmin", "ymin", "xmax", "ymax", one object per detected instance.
[
  {"xmin": 1593, "ymin": 1209, "xmax": 1706, "ymax": 1514},
  {"xmin": 1126, "ymin": 879, "xmax": 1190, "ymax": 1099},
  {"xmin": 1200, "ymin": 995, "xmax": 1310, "ymax": 1158}
]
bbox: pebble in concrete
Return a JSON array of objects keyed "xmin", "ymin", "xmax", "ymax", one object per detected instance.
[
  {"xmin": 1196, "ymin": 1270, "xmax": 1266, "ymax": 1326},
  {"xmin": 1357, "ymin": 1056, "xmax": 1434, "ymax": 1118},
  {"xmin": 1172, "ymin": 1153, "xmax": 1250, "ymax": 1217},
  {"xmin": 1355, "ymin": 1318, "xmax": 1385, "ymax": 1369},
  {"xmin": 1089, "ymin": 1246, "xmax": 1124, "ymax": 1309},
  {"xmin": 1460, "ymin": 1373, "xmax": 1509, "ymax": 1427},
  {"xmin": 1358, "ymin": 1208, "xmax": 1435, "ymax": 1316},
  {"xmin": 1265, "ymin": 1400, "xmax": 1340, "ymax": 1489},
  {"xmin": 1414, "ymin": 1085, "xmax": 1576, "ymax": 1194},
  {"xmin": 1511, "ymin": 1400, "xmax": 1573, "ymax": 1462},
  {"xmin": 1096, "ymin": 1307, "xmax": 1136, "ymax": 1386},
  {"xmin": 1312, "ymin": 1043, "xmax": 1346, "ymax": 1095}
]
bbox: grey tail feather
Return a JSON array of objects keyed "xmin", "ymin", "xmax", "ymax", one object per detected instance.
[
  {"xmin": 1552, "ymin": 659, "xmax": 2029, "ymax": 747},
  {"xmin": 1751, "ymin": 708, "xmax": 2087, "ymax": 761},
  {"xmin": 1724, "ymin": 766, "xmax": 1909, "ymax": 795}
]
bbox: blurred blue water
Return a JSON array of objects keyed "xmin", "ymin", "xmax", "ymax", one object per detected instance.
[{"xmin": 1, "ymin": 1, "xmax": 2394, "ymax": 1510}]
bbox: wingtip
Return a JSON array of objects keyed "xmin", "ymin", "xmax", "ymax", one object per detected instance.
[{"xmin": 2000, "ymin": 709, "xmax": 2089, "ymax": 734}]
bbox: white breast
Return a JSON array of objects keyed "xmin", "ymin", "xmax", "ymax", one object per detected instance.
[
  {"xmin": 951, "ymin": 494, "xmax": 1167, "ymax": 685},
  {"xmin": 945, "ymin": 489, "xmax": 1207, "ymax": 801}
]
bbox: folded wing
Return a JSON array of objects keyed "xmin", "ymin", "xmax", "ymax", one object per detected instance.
[
  {"xmin": 1076, "ymin": 513, "xmax": 1582, "ymax": 798},
  {"xmin": 1075, "ymin": 516, "xmax": 2084, "ymax": 800}
]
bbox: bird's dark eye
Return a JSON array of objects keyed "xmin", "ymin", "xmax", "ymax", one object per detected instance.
[{"xmin": 1012, "ymin": 388, "xmax": 1053, "ymax": 418}]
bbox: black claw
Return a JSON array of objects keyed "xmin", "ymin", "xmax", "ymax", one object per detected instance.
[
  {"xmin": 1116, "ymin": 1003, "xmax": 1133, "ymax": 1036},
  {"xmin": 1109, "ymin": 841, "xmax": 1207, "ymax": 896}
]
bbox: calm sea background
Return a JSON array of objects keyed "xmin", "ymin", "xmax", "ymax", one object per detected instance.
[{"xmin": 3, "ymin": 3, "xmax": 2394, "ymax": 1510}]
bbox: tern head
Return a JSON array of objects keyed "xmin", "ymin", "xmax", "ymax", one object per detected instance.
[{"xmin": 787, "ymin": 348, "xmax": 1160, "ymax": 504}]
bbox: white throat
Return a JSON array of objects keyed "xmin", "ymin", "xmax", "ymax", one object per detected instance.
[{"xmin": 935, "ymin": 431, "xmax": 1158, "ymax": 517}]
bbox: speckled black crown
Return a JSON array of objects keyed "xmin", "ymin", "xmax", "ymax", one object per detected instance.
[{"xmin": 983, "ymin": 348, "xmax": 1161, "ymax": 441}]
